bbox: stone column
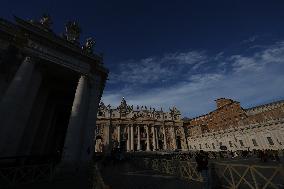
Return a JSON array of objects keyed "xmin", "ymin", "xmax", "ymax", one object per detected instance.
[
  {"xmin": 0, "ymin": 56, "xmax": 35, "ymax": 156},
  {"xmin": 163, "ymin": 126, "xmax": 167, "ymax": 150},
  {"xmin": 172, "ymin": 126, "xmax": 177, "ymax": 150},
  {"xmin": 180, "ymin": 127, "xmax": 188, "ymax": 151},
  {"xmin": 130, "ymin": 125, "xmax": 134, "ymax": 151},
  {"xmin": 127, "ymin": 125, "xmax": 130, "ymax": 151},
  {"xmin": 152, "ymin": 126, "xmax": 156, "ymax": 151},
  {"xmin": 104, "ymin": 123, "xmax": 111, "ymax": 153},
  {"xmin": 62, "ymin": 75, "xmax": 89, "ymax": 165},
  {"xmin": 155, "ymin": 127, "xmax": 159, "ymax": 150},
  {"xmin": 80, "ymin": 75, "xmax": 103, "ymax": 162},
  {"xmin": 146, "ymin": 125, "xmax": 150, "ymax": 151},
  {"xmin": 117, "ymin": 125, "xmax": 121, "ymax": 148},
  {"xmin": 137, "ymin": 125, "xmax": 141, "ymax": 151}
]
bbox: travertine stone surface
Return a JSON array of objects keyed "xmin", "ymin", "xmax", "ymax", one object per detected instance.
[{"xmin": 95, "ymin": 98, "xmax": 186, "ymax": 152}]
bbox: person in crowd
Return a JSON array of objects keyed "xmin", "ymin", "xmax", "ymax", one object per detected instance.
[{"xmin": 195, "ymin": 150, "xmax": 210, "ymax": 189}]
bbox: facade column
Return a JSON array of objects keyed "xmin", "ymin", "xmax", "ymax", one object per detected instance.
[
  {"xmin": 172, "ymin": 126, "xmax": 177, "ymax": 150},
  {"xmin": 163, "ymin": 126, "xmax": 167, "ymax": 150},
  {"xmin": 104, "ymin": 123, "xmax": 110, "ymax": 153},
  {"xmin": 0, "ymin": 56, "xmax": 35, "ymax": 156},
  {"xmin": 146, "ymin": 125, "xmax": 150, "ymax": 151},
  {"xmin": 80, "ymin": 74, "xmax": 104, "ymax": 162},
  {"xmin": 117, "ymin": 125, "xmax": 121, "ymax": 148},
  {"xmin": 62, "ymin": 75, "xmax": 89, "ymax": 165},
  {"xmin": 152, "ymin": 125, "xmax": 156, "ymax": 151},
  {"xmin": 155, "ymin": 127, "xmax": 159, "ymax": 150},
  {"xmin": 130, "ymin": 124, "xmax": 134, "ymax": 151},
  {"xmin": 127, "ymin": 125, "xmax": 130, "ymax": 151},
  {"xmin": 137, "ymin": 125, "xmax": 141, "ymax": 151},
  {"xmin": 180, "ymin": 127, "xmax": 188, "ymax": 151}
]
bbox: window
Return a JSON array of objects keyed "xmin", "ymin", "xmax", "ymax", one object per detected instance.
[
  {"xmin": 112, "ymin": 114, "xmax": 115, "ymax": 117},
  {"xmin": 98, "ymin": 111, "xmax": 103, "ymax": 116},
  {"xmin": 212, "ymin": 143, "xmax": 215, "ymax": 149},
  {"xmin": 229, "ymin": 141, "xmax": 233, "ymax": 147},
  {"xmin": 267, "ymin": 137, "xmax": 274, "ymax": 145},
  {"xmin": 199, "ymin": 144, "xmax": 202, "ymax": 149},
  {"xmin": 239, "ymin": 140, "xmax": 244, "ymax": 146},
  {"xmin": 252, "ymin": 139, "xmax": 258, "ymax": 146}
]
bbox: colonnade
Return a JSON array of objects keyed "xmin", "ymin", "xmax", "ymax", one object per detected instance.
[
  {"xmin": 0, "ymin": 57, "xmax": 39, "ymax": 156},
  {"xmin": 112, "ymin": 124, "xmax": 178, "ymax": 152},
  {"xmin": 0, "ymin": 55, "xmax": 105, "ymax": 166}
]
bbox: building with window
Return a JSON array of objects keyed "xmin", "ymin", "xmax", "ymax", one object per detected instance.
[
  {"xmin": 95, "ymin": 98, "xmax": 188, "ymax": 152},
  {"xmin": 185, "ymin": 98, "xmax": 284, "ymax": 151}
]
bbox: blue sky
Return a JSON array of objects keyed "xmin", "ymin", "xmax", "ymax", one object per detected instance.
[{"xmin": 1, "ymin": 0, "xmax": 284, "ymax": 117}]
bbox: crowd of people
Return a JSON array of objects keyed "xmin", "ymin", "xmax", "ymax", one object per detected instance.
[
  {"xmin": 94, "ymin": 148, "xmax": 283, "ymax": 189},
  {"xmin": 95, "ymin": 147, "xmax": 283, "ymax": 167},
  {"xmin": 149, "ymin": 149, "xmax": 283, "ymax": 163}
]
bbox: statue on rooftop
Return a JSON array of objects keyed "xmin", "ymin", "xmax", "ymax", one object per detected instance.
[
  {"xmin": 118, "ymin": 97, "xmax": 127, "ymax": 111},
  {"xmin": 99, "ymin": 101, "xmax": 106, "ymax": 109},
  {"xmin": 82, "ymin": 37, "xmax": 95, "ymax": 54},
  {"xmin": 107, "ymin": 104, "xmax": 111, "ymax": 110},
  {"xmin": 39, "ymin": 14, "xmax": 52, "ymax": 29},
  {"xmin": 64, "ymin": 21, "xmax": 81, "ymax": 43}
]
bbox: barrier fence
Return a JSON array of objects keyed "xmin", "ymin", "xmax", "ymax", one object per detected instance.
[
  {"xmin": 133, "ymin": 158, "xmax": 284, "ymax": 189},
  {"xmin": 0, "ymin": 155, "xmax": 55, "ymax": 187},
  {"xmin": 214, "ymin": 162, "xmax": 284, "ymax": 189},
  {"xmin": 0, "ymin": 163, "xmax": 53, "ymax": 187}
]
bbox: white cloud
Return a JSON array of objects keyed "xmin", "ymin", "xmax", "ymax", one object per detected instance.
[
  {"xmin": 241, "ymin": 35, "xmax": 259, "ymax": 44},
  {"xmin": 102, "ymin": 41, "xmax": 284, "ymax": 117},
  {"xmin": 108, "ymin": 51, "xmax": 207, "ymax": 85},
  {"xmin": 162, "ymin": 51, "xmax": 207, "ymax": 65}
]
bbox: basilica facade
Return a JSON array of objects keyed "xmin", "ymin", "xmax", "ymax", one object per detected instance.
[
  {"xmin": 96, "ymin": 97, "xmax": 284, "ymax": 153},
  {"xmin": 95, "ymin": 98, "xmax": 188, "ymax": 152}
]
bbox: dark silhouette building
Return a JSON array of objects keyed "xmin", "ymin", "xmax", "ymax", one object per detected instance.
[{"xmin": 0, "ymin": 15, "xmax": 108, "ymax": 187}]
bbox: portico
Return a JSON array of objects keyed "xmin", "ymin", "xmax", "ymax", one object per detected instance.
[{"xmin": 0, "ymin": 15, "xmax": 108, "ymax": 174}]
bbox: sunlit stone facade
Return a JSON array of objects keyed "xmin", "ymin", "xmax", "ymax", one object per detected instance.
[
  {"xmin": 95, "ymin": 98, "xmax": 188, "ymax": 152},
  {"xmin": 185, "ymin": 99, "xmax": 284, "ymax": 151}
]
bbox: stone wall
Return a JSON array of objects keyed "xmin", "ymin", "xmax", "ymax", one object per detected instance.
[{"xmin": 185, "ymin": 98, "xmax": 284, "ymax": 151}]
